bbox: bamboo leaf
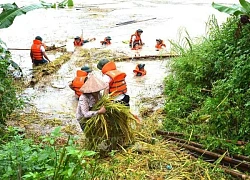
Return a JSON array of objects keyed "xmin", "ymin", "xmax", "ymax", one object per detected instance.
[
  {"xmin": 58, "ymin": 0, "xmax": 68, "ymax": 8},
  {"xmin": 39, "ymin": 0, "xmax": 54, "ymax": 7},
  {"xmin": 0, "ymin": 3, "xmax": 50, "ymax": 29},
  {"xmin": 212, "ymin": 2, "xmax": 243, "ymax": 16},
  {"xmin": 239, "ymin": 0, "xmax": 250, "ymax": 13}
]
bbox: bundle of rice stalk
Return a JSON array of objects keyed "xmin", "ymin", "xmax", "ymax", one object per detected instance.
[{"xmin": 84, "ymin": 95, "xmax": 137, "ymax": 151}]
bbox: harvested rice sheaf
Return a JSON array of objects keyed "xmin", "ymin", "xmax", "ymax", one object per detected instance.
[{"xmin": 83, "ymin": 95, "xmax": 137, "ymax": 152}]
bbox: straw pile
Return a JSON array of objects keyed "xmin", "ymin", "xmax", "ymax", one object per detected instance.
[
  {"xmin": 96, "ymin": 108, "xmax": 233, "ymax": 179},
  {"xmin": 83, "ymin": 95, "xmax": 137, "ymax": 152},
  {"xmin": 74, "ymin": 48, "xmax": 128, "ymax": 67},
  {"xmin": 30, "ymin": 53, "xmax": 71, "ymax": 86}
]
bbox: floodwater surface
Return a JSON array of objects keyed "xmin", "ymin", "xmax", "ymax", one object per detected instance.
[{"xmin": 0, "ymin": 0, "xmax": 237, "ymax": 134}]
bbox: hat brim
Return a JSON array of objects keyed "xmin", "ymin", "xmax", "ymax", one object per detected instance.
[{"xmin": 80, "ymin": 75, "xmax": 108, "ymax": 93}]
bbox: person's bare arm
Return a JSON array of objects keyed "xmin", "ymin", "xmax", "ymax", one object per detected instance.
[
  {"xmin": 81, "ymin": 29, "xmax": 83, "ymax": 40},
  {"xmin": 140, "ymin": 39, "xmax": 144, "ymax": 45},
  {"xmin": 97, "ymin": 106, "xmax": 106, "ymax": 114},
  {"xmin": 131, "ymin": 35, "xmax": 136, "ymax": 49},
  {"xmin": 103, "ymin": 87, "xmax": 109, "ymax": 95},
  {"xmin": 102, "ymin": 75, "xmax": 110, "ymax": 95},
  {"xmin": 42, "ymin": 52, "xmax": 51, "ymax": 62},
  {"xmin": 68, "ymin": 81, "xmax": 74, "ymax": 90}
]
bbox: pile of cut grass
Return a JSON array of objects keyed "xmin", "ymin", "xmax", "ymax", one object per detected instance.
[
  {"xmin": 83, "ymin": 95, "xmax": 137, "ymax": 152},
  {"xmin": 96, "ymin": 108, "xmax": 235, "ymax": 179},
  {"xmin": 30, "ymin": 53, "xmax": 72, "ymax": 86},
  {"xmin": 74, "ymin": 48, "xmax": 128, "ymax": 68}
]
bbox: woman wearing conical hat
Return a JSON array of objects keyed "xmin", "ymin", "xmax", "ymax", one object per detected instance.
[{"xmin": 76, "ymin": 74, "xmax": 107, "ymax": 130}]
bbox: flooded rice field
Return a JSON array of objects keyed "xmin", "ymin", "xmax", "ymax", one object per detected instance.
[{"xmin": 0, "ymin": 0, "xmax": 237, "ymax": 134}]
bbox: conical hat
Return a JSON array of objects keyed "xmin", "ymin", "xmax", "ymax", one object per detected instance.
[{"xmin": 80, "ymin": 74, "xmax": 108, "ymax": 93}]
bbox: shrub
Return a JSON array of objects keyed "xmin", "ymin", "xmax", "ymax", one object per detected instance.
[
  {"xmin": 0, "ymin": 127, "xmax": 103, "ymax": 179},
  {"xmin": 0, "ymin": 41, "xmax": 22, "ymax": 125},
  {"xmin": 163, "ymin": 15, "xmax": 250, "ymax": 152}
]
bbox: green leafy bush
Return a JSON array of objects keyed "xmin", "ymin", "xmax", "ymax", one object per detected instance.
[
  {"xmin": 0, "ymin": 2, "xmax": 49, "ymax": 125},
  {"xmin": 163, "ymin": 15, "xmax": 250, "ymax": 155},
  {"xmin": 0, "ymin": 41, "xmax": 22, "ymax": 125},
  {"xmin": 0, "ymin": 127, "xmax": 103, "ymax": 179}
]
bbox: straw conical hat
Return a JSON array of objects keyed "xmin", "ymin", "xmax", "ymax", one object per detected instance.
[{"xmin": 80, "ymin": 74, "xmax": 108, "ymax": 93}]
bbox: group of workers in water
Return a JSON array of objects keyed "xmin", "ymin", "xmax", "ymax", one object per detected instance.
[
  {"xmin": 30, "ymin": 29, "xmax": 166, "ymax": 66},
  {"xmin": 69, "ymin": 60, "xmax": 146, "ymax": 100},
  {"xmin": 29, "ymin": 28, "xmax": 163, "ymax": 130},
  {"xmin": 73, "ymin": 28, "xmax": 166, "ymax": 51}
]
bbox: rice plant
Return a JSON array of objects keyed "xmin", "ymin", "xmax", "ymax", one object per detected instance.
[{"xmin": 83, "ymin": 95, "xmax": 137, "ymax": 152}]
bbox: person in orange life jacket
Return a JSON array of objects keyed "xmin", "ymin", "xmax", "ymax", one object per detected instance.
[
  {"xmin": 73, "ymin": 35, "xmax": 96, "ymax": 46},
  {"xmin": 30, "ymin": 36, "xmax": 51, "ymax": 66},
  {"xmin": 76, "ymin": 74, "xmax": 107, "ymax": 130},
  {"xmin": 155, "ymin": 39, "xmax": 166, "ymax": 51},
  {"xmin": 133, "ymin": 64, "xmax": 146, "ymax": 76},
  {"xmin": 97, "ymin": 59, "xmax": 130, "ymax": 106},
  {"xmin": 69, "ymin": 65, "xmax": 92, "ymax": 99},
  {"xmin": 129, "ymin": 29, "xmax": 144, "ymax": 50},
  {"xmin": 100, "ymin": 36, "xmax": 112, "ymax": 45}
]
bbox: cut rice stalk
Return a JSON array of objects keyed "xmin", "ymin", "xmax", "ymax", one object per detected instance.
[{"xmin": 84, "ymin": 95, "xmax": 137, "ymax": 152}]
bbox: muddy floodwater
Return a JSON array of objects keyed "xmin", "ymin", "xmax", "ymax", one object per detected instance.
[{"xmin": 0, "ymin": 0, "xmax": 237, "ymax": 134}]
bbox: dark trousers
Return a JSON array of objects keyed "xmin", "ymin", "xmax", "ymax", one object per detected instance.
[
  {"xmin": 33, "ymin": 59, "xmax": 48, "ymax": 66},
  {"xmin": 129, "ymin": 41, "xmax": 140, "ymax": 48},
  {"xmin": 116, "ymin": 94, "xmax": 130, "ymax": 106}
]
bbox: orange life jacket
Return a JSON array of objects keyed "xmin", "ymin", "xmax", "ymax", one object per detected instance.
[
  {"xmin": 133, "ymin": 65, "xmax": 146, "ymax": 76},
  {"xmin": 31, "ymin": 39, "xmax": 44, "ymax": 60},
  {"xmin": 102, "ymin": 61, "xmax": 127, "ymax": 97},
  {"xmin": 155, "ymin": 40, "xmax": 166, "ymax": 49},
  {"xmin": 72, "ymin": 70, "xmax": 88, "ymax": 97},
  {"xmin": 74, "ymin": 38, "xmax": 84, "ymax": 46},
  {"xmin": 100, "ymin": 38, "xmax": 111, "ymax": 45},
  {"xmin": 129, "ymin": 31, "xmax": 142, "ymax": 45}
]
